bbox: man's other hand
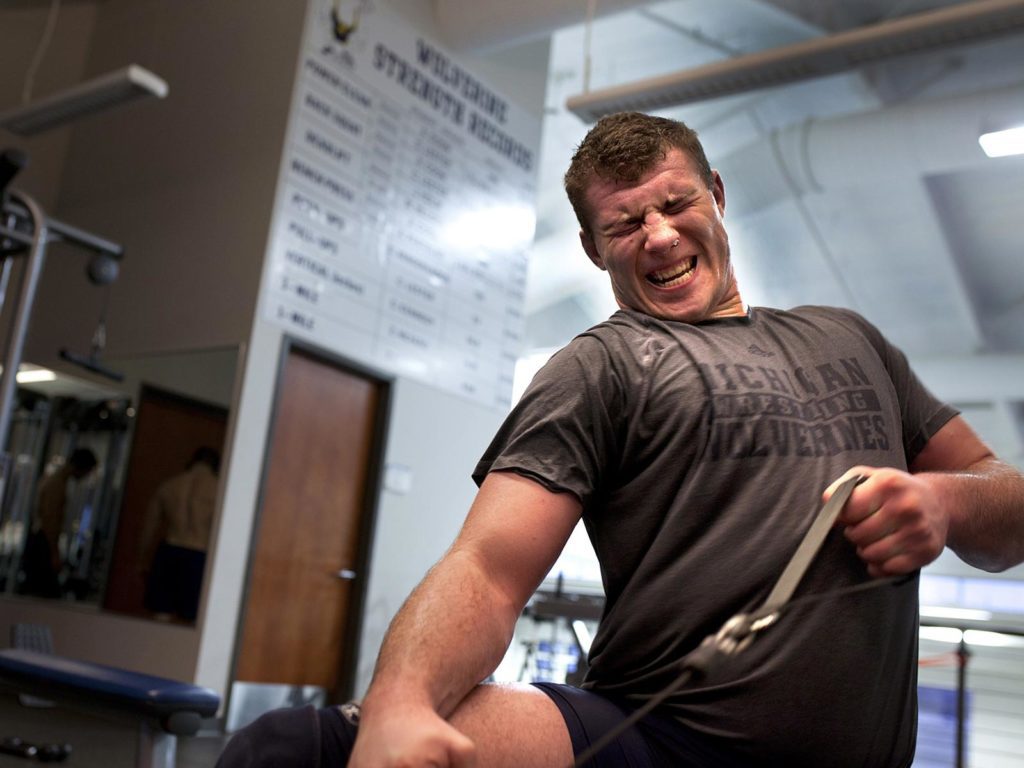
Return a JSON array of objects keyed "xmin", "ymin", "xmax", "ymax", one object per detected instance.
[{"xmin": 825, "ymin": 466, "xmax": 948, "ymax": 578}]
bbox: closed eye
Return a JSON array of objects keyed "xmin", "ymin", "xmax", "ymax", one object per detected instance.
[{"xmin": 605, "ymin": 220, "xmax": 641, "ymax": 238}]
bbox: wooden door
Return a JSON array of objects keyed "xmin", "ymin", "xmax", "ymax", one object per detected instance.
[{"xmin": 234, "ymin": 344, "xmax": 387, "ymax": 697}]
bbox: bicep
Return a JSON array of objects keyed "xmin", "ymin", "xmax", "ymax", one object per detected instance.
[
  {"xmin": 451, "ymin": 470, "xmax": 582, "ymax": 611},
  {"xmin": 910, "ymin": 415, "xmax": 994, "ymax": 473}
]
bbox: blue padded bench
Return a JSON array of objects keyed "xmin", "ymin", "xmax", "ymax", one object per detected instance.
[{"xmin": 0, "ymin": 648, "xmax": 221, "ymax": 767}]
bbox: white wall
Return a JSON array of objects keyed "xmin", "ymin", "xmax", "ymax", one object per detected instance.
[
  {"xmin": 0, "ymin": 0, "xmax": 99, "ymax": 212},
  {"xmin": 25, "ymin": 0, "xmax": 307, "ymax": 365}
]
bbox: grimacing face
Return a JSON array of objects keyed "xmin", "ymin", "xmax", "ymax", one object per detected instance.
[{"xmin": 579, "ymin": 148, "xmax": 745, "ymax": 324}]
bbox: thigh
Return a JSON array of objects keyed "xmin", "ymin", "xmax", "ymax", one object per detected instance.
[
  {"xmin": 532, "ymin": 683, "xmax": 664, "ymax": 768},
  {"xmin": 217, "ymin": 687, "xmax": 570, "ymax": 768},
  {"xmin": 448, "ymin": 682, "xmax": 574, "ymax": 768}
]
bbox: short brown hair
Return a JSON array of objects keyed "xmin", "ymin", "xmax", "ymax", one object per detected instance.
[{"xmin": 564, "ymin": 112, "xmax": 714, "ymax": 235}]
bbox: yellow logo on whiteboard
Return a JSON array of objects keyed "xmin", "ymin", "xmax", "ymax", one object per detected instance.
[{"xmin": 331, "ymin": 0, "xmax": 364, "ymax": 44}]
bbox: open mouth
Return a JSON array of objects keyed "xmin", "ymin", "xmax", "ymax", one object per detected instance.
[{"xmin": 647, "ymin": 256, "xmax": 696, "ymax": 288}]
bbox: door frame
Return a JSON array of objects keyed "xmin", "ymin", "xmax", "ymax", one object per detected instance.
[{"xmin": 231, "ymin": 336, "xmax": 393, "ymax": 703}]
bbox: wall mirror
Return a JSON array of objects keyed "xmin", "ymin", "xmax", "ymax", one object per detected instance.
[{"xmin": 0, "ymin": 345, "xmax": 238, "ymax": 625}]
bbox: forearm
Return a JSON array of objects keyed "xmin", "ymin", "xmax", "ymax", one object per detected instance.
[
  {"xmin": 927, "ymin": 457, "xmax": 1024, "ymax": 572},
  {"xmin": 362, "ymin": 547, "xmax": 521, "ymax": 719}
]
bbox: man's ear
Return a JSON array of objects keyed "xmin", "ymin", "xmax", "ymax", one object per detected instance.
[
  {"xmin": 711, "ymin": 169, "xmax": 726, "ymax": 216},
  {"xmin": 580, "ymin": 230, "xmax": 605, "ymax": 270}
]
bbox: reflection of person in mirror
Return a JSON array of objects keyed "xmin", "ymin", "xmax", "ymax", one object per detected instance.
[
  {"xmin": 21, "ymin": 448, "xmax": 98, "ymax": 598},
  {"xmin": 139, "ymin": 446, "xmax": 220, "ymax": 622}
]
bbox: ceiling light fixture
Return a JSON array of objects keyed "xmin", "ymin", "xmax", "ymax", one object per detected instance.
[
  {"xmin": 979, "ymin": 125, "xmax": 1024, "ymax": 157},
  {"xmin": 15, "ymin": 368, "xmax": 57, "ymax": 384},
  {"xmin": 0, "ymin": 64, "xmax": 168, "ymax": 136}
]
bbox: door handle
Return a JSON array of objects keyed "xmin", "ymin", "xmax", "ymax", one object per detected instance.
[{"xmin": 335, "ymin": 569, "xmax": 357, "ymax": 581}]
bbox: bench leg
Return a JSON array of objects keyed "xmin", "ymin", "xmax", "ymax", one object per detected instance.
[{"xmin": 136, "ymin": 720, "xmax": 177, "ymax": 768}]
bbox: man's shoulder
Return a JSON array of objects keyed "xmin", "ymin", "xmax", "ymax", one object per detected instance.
[
  {"xmin": 767, "ymin": 304, "xmax": 859, "ymax": 320},
  {"xmin": 559, "ymin": 310, "xmax": 655, "ymax": 352},
  {"xmin": 765, "ymin": 304, "xmax": 878, "ymax": 332},
  {"xmin": 531, "ymin": 311, "xmax": 659, "ymax": 390},
  {"xmin": 756, "ymin": 305, "xmax": 895, "ymax": 360},
  {"xmin": 587, "ymin": 308, "xmax": 652, "ymax": 333}
]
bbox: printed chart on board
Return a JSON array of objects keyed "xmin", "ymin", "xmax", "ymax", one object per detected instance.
[{"xmin": 261, "ymin": 1, "xmax": 540, "ymax": 410}]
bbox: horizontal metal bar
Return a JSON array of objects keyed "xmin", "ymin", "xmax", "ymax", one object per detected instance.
[
  {"xmin": 2, "ymin": 199, "xmax": 123, "ymax": 259},
  {"xmin": 48, "ymin": 216, "xmax": 124, "ymax": 259},
  {"xmin": 0, "ymin": 224, "xmax": 34, "ymax": 248}
]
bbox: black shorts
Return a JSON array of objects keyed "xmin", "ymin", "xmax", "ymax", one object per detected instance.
[
  {"xmin": 215, "ymin": 704, "xmax": 355, "ymax": 768},
  {"xmin": 534, "ymin": 682, "xmax": 735, "ymax": 768},
  {"xmin": 144, "ymin": 542, "xmax": 205, "ymax": 620}
]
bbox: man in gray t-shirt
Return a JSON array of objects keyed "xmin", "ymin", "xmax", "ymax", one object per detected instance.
[
  {"xmin": 220, "ymin": 113, "xmax": 1024, "ymax": 768},
  {"xmin": 473, "ymin": 304, "xmax": 956, "ymax": 765}
]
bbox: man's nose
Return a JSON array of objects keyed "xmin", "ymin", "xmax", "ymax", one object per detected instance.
[{"xmin": 643, "ymin": 217, "xmax": 677, "ymax": 251}]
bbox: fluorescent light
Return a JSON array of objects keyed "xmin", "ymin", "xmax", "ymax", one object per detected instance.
[
  {"xmin": 979, "ymin": 126, "xmax": 1024, "ymax": 157},
  {"xmin": 920, "ymin": 626, "xmax": 963, "ymax": 643},
  {"xmin": 15, "ymin": 368, "xmax": 56, "ymax": 383},
  {"xmin": 920, "ymin": 606, "xmax": 993, "ymax": 622},
  {"xmin": 920, "ymin": 626, "xmax": 1024, "ymax": 648},
  {"xmin": 964, "ymin": 629, "xmax": 1024, "ymax": 648},
  {"xmin": 0, "ymin": 65, "xmax": 168, "ymax": 136}
]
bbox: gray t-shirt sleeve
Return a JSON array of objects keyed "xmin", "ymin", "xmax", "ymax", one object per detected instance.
[{"xmin": 472, "ymin": 333, "xmax": 624, "ymax": 508}]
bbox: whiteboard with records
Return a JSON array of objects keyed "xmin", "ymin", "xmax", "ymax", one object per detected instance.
[{"xmin": 260, "ymin": 1, "xmax": 540, "ymax": 410}]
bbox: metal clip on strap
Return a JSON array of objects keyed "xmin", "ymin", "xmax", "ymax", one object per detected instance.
[{"xmin": 686, "ymin": 475, "xmax": 862, "ymax": 673}]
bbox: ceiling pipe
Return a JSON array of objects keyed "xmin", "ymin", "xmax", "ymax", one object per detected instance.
[
  {"xmin": 566, "ymin": 0, "xmax": 1024, "ymax": 122},
  {"xmin": 717, "ymin": 82, "xmax": 1024, "ymax": 218},
  {"xmin": 433, "ymin": 0, "xmax": 654, "ymax": 53}
]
